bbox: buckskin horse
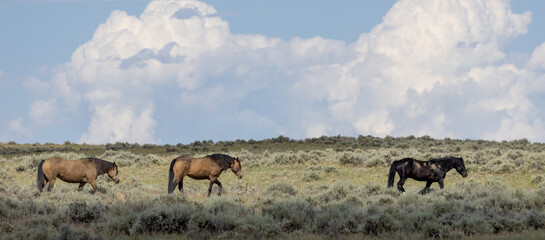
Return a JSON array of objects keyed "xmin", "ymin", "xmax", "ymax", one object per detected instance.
[
  {"xmin": 37, "ymin": 157, "xmax": 120, "ymax": 192},
  {"xmin": 168, "ymin": 154, "xmax": 243, "ymax": 196},
  {"xmin": 387, "ymin": 157, "xmax": 468, "ymax": 193}
]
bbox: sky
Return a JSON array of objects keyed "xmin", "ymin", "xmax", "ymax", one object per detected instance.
[{"xmin": 1, "ymin": 0, "xmax": 545, "ymax": 144}]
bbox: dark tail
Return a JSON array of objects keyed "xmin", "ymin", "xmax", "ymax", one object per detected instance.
[
  {"xmin": 387, "ymin": 161, "xmax": 398, "ymax": 188},
  {"xmin": 37, "ymin": 159, "xmax": 46, "ymax": 192},
  {"xmin": 168, "ymin": 158, "xmax": 177, "ymax": 194}
]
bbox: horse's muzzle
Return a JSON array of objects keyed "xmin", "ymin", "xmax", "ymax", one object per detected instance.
[
  {"xmin": 238, "ymin": 175, "xmax": 243, "ymax": 179},
  {"xmin": 114, "ymin": 179, "xmax": 120, "ymax": 184}
]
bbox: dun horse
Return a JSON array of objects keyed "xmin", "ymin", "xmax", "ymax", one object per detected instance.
[
  {"xmin": 37, "ymin": 157, "xmax": 120, "ymax": 192},
  {"xmin": 387, "ymin": 157, "xmax": 468, "ymax": 193},
  {"xmin": 168, "ymin": 154, "xmax": 243, "ymax": 196}
]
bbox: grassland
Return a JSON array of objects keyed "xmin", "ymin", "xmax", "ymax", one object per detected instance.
[{"xmin": 1, "ymin": 136, "xmax": 545, "ymax": 239}]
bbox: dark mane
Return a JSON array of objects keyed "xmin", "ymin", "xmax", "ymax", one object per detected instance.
[
  {"xmin": 429, "ymin": 156, "xmax": 463, "ymax": 169},
  {"xmin": 206, "ymin": 154, "xmax": 236, "ymax": 171},
  {"xmin": 85, "ymin": 157, "xmax": 115, "ymax": 174}
]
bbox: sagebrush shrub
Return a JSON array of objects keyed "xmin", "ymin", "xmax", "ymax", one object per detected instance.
[
  {"xmin": 338, "ymin": 153, "xmax": 363, "ymax": 165},
  {"xmin": 314, "ymin": 203, "xmax": 365, "ymax": 235},
  {"xmin": 236, "ymin": 213, "xmax": 283, "ymax": 238},
  {"xmin": 0, "ymin": 221, "xmax": 14, "ymax": 233},
  {"xmin": 188, "ymin": 210, "xmax": 237, "ymax": 233},
  {"xmin": 266, "ymin": 183, "xmax": 297, "ymax": 196},
  {"xmin": 68, "ymin": 202, "xmax": 108, "ymax": 224},
  {"xmin": 262, "ymin": 198, "xmax": 316, "ymax": 232},
  {"xmin": 301, "ymin": 170, "xmax": 321, "ymax": 182},
  {"xmin": 132, "ymin": 205, "xmax": 194, "ymax": 234},
  {"xmin": 362, "ymin": 206, "xmax": 402, "ymax": 235},
  {"xmin": 57, "ymin": 224, "xmax": 102, "ymax": 240}
]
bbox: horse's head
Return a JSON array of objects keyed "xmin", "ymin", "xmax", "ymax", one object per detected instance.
[
  {"xmin": 455, "ymin": 157, "xmax": 468, "ymax": 178},
  {"xmin": 230, "ymin": 158, "xmax": 243, "ymax": 179},
  {"xmin": 108, "ymin": 162, "xmax": 120, "ymax": 184}
]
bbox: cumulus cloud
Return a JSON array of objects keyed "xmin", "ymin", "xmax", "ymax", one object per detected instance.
[
  {"xmin": 300, "ymin": 0, "xmax": 543, "ymax": 141},
  {"xmin": 23, "ymin": 77, "xmax": 51, "ymax": 96},
  {"xmin": 24, "ymin": 0, "xmax": 545, "ymax": 143},
  {"xmin": 29, "ymin": 99, "xmax": 59, "ymax": 126}
]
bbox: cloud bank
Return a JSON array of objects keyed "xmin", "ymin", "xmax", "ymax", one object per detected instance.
[{"xmin": 14, "ymin": 0, "xmax": 545, "ymax": 143}]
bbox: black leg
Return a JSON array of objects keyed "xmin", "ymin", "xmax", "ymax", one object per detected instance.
[
  {"xmin": 397, "ymin": 177, "xmax": 407, "ymax": 192},
  {"xmin": 438, "ymin": 179, "xmax": 444, "ymax": 189},
  {"xmin": 178, "ymin": 179, "xmax": 183, "ymax": 193},
  {"xmin": 421, "ymin": 181, "xmax": 433, "ymax": 194},
  {"xmin": 78, "ymin": 182, "xmax": 86, "ymax": 191},
  {"xmin": 208, "ymin": 180, "xmax": 214, "ymax": 197},
  {"xmin": 214, "ymin": 180, "xmax": 222, "ymax": 196}
]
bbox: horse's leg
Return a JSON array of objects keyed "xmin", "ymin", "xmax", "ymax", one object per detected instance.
[
  {"xmin": 89, "ymin": 179, "xmax": 99, "ymax": 193},
  {"xmin": 207, "ymin": 177, "xmax": 218, "ymax": 197},
  {"xmin": 78, "ymin": 182, "xmax": 86, "ymax": 191},
  {"xmin": 214, "ymin": 179, "xmax": 223, "ymax": 196},
  {"xmin": 397, "ymin": 177, "xmax": 407, "ymax": 192},
  {"xmin": 421, "ymin": 181, "xmax": 433, "ymax": 194},
  {"xmin": 47, "ymin": 178, "xmax": 56, "ymax": 192},
  {"xmin": 438, "ymin": 179, "xmax": 444, "ymax": 189},
  {"xmin": 177, "ymin": 177, "xmax": 184, "ymax": 194},
  {"xmin": 42, "ymin": 179, "xmax": 48, "ymax": 191}
]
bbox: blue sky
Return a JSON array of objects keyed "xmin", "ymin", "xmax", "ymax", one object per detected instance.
[{"xmin": 1, "ymin": 0, "xmax": 545, "ymax": 144}]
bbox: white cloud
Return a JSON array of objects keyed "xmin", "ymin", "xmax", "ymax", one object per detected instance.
[
  {"xmin": 79, "ymin": 104, "xmax": 156, "ymax": 144},
  {"xmin": 301, "ymin": 0, "xmax": 541, "ymax": 141},
  {"xmin": 5, "ymin": 118, "xmax": 32, "ymax": 139},
  {"xmin": 23, "ymin": 77, "xmax": 51, "ymax": 96},
  {"xmin": 354, "ymin": 110, "xmax": 394, "ymax": 137},
  {"xmin": 528, "ymin": 42, "xmax": 545, "ymax": 69},
  {"xmin": 9, "ymin": 118, "xmax": 26, "ymax": 132},
  {"xmin": 306, "ymin": 124, "xmax": 332, "ymax": 138},
  {"xmin": 29, "ymin": 99, "xmax": 59, "ymax": 127},
  {"xmin": 25, "ymin": 0, "xmax": 545, "ymax": 143}
]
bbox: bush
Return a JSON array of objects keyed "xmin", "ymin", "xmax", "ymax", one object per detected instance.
[
  {"xmin": 10, "ymin": 224, "xmax": 52, "ymax": 240},
  {"xmin": 301, "ymin": 170, "xmax": 321, "ymax": 182},
  {"xmin": 266, "ymin": 183, "xmax": 297, "ymax": 196},
  {"xmin": 262, "ymin": 198, "xmax": 316, "ymax": 232},
  {"xmin": 132, "ymin": 205, "xmax": 194, "ymax": 234},
  {"xmin": 57, "ymin": 224, "xmax": 102, "ymax": 240},
  {"xmin": 314, "ymin": 203, "xmax": 365, "ymax": 235},
  {"xmin": 525, "ymin": 210, "xmax": 545, "ymax": 230},
  {"xmin": 339, "ymin": 153, "xmax": 363, "ymax": 165},
  {"xmin": 93, "ymin": 207, "xmax": 138, "ymax": 236},
  {"xmin": 362, "ymin": 206, "xmax": 402, "ymax": 235},
  {"xmin": 188, "ymin": 209, "xmax": 237, "ymax": 233},
  {"xmin": 0, "ymin": 221, "xmax": 14, "ymax": 233},
  {"xmin": 68, "ymin": 202, "xmax": 108, "ymax": 224},
  {"xmin": 531, "ymin": 175, "xmax": 544, "ymax": 184},
  {"xmin": 236, "ymin": 213, "xmax": 283, "ymax": 238}
]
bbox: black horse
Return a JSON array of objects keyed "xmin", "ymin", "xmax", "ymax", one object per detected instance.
[{"xmin": 387, "ymin": 157, "xmax": 468, "ymax": 193}]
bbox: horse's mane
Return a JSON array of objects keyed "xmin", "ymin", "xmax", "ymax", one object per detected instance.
[
  {"xmin": 429, "ymin": 157, "xmax": 463, "ymax": 168},
  {"xmin": 85, "ymin": 158, "xmax": 115, "ymax": 174},
  {"xmin": 206, "ymin": 154, "xmax": 236, "ymax": 171}
]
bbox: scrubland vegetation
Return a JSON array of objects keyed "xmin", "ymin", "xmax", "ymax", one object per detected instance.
[{"xmin": 1, "ymin": 135, "xmax": 545, "ymax": 239}]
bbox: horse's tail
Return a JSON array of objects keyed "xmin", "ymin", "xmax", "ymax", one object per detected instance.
[
  {"xmin": 387, "ymin": 160, "xmax": 398, "ymax": 188},
  {"xmin": 37, "ymin": 159, "xmax": 46, "ymax": 192},
  {"xmin": 168, "ymin": 158, "xmax": 177, "ymax": 194}
]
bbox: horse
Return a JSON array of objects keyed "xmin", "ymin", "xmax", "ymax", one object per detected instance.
[
  {"xmin": 387, "ymin": 157, "xmax": 468, "ymax": 193},
  {"xmin": 37, "ymin": 157, "xmax": 120, "ymax": 192},
  {"xmin": 168, "ymin": 154, "xmax": 243, "ymax": 197}
]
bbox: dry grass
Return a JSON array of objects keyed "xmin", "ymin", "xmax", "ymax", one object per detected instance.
[{"xmin": 1, "ymin": 147, "xmax": 545, "ymax": 239}]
